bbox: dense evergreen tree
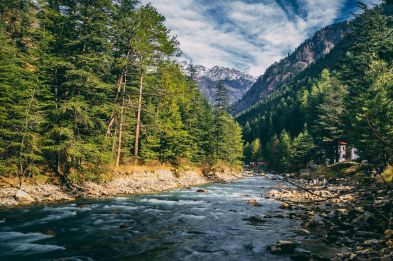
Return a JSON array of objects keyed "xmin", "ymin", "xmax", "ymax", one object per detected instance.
[
  {"xmin": 290, "ymin": 130, "xmax": 315, "ymax": 170},
  {"xmin": 213, "ymin": 81, "xmax": 243, "ymax": 165},
  {"xmin": 0, "ymin": 0, "xmax": 244, "ymax": 185},
  {"xmin": 237, "ymin": 3, "xmax": 393, "ymax": 172},
  {"xmin": 277, "ymin": 131, "xmax": 292, "ymax": 172},
  {"xmin": 0, "ymin": 3, "xmax": 44, "ymax": 185},
  {"xmin": 351, "ymin": 60, "xmax": 393, "ymax": 169},
  {"xmin": 38, "ymin": 0, "xmax": 114, "ymax": 180},
  {"xmin": 302, "ymin": 70, "xmax": 348, "ymax": 163}
]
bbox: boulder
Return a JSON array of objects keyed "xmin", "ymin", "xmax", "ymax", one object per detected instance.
[
  {"xmin": 279, "ymin": 202, "xmax": 291, "ymax": 209},
  {"xmin": 247, "ymin": 199, "xmax": 262, "ymax": 206},
  {"xmin": 294, "ymin": 228, "xmax": 311, "ymax": 236},
  {"xmin": 196, "ymin": 189, "xmax": 207, "ymax": 193},
  {"xmin": 243, "ymin": 215, "xmax": 265, "ymax": 224},
  {"xmin": 14, "ymin": 190, "xmax": 35, "ymax": 204},
  {"xmin": 267, "ymin": 240, "xmax": 297, "ymax": 254},
  {"xmin": 386, "ymin": 239, "xmax": 393, "ymax": 249},
  {"xmin": 337, "ymin": 208, "xmax": 349, "ymax": 215},
  {"xmin": 384, "ymin": 229, "xmax": 393, "ymax": 238},
  {"xmin": 363, "ymin": 239, "xmax": 381, "ymax": 245}
]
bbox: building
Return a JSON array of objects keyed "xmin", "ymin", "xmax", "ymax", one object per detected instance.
[{"xmin": 336, "ymin": 141, "xmax": 359, "ymax": 163}]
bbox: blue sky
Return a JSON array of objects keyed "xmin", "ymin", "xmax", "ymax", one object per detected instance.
[{"xmin": 142, "ymin": 0, "xmax": 382, "ymax": 76}]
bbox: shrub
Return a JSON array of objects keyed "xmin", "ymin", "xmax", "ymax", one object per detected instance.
[{"xmin": 382, "ymin": 165, "xmax": 393, "ymax": 182}]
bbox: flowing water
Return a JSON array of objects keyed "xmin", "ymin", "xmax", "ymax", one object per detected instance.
[{"xmin": 0, "ymin": 176, "xmax": 311, "ymax": 261}]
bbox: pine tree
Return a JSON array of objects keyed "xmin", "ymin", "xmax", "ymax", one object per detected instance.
[
  {"xmin": 277, "ymin": 130, "xmax": 292, "ymax": 172},
  {"xmin": 303, "ymin": 70, "xmax": 348, "ymax": 163},
  {"xmin": 291, "ymin": 129, "xmax": 315, "ymax": 170},
  {"xmin": 0, "ymin": 2, "xmax": 44, "ymax": 186},
  {"xmin": 130, "ymin": 4, "xmax": 179, "ymax": 163},
  {"xmin": 39, "ymin": 0, "xmax": 114, "ymax": 180},
  {"xmin": 244, "ymin": 142, "xmax": 252, "ymax": 163},
  {"xmin": 351, "ymin": 60, "xmax": 393, "ymax": 169},
  {"xmin": 212, "ymin": 80, "xmax": 243, "ymax": 165}
]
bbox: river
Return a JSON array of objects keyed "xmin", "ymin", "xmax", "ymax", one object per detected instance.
[{"xmin": 0, "ymin": 176, "xmax": 313, "ymax": 261}]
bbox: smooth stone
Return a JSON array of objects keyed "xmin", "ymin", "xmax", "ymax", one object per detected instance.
[{"xmin": 14, "ymin": 189, "xmax": 35, "ymax": 204}]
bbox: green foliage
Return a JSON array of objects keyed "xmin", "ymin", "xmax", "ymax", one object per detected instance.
[
  {"xmin": 237, "ymin": 3, "xmax": 393, "ymax": 172},
  {"xmin": 0, "ymin": 0, "xmax": 244, "ymax": 185},
  {"xmin": 0, "ymin": 10, "xmax": 44, "ymax": 179},
  {"xmin": 250, "ymin": 138, "xmax": 262, "ymax": 162},
  {"xmin": 277, "ymin": 131, "xmax": 292, "ymax": 172},
  {"xmin": 212, "ymin": 81, "xmax": 243, "ymax": 166},
  {"xmin": 351, "ymin": 60, "xmax": 393, "ymax": 169},
  {"xmin": 382, "ymin": 165, "xmax": 393, "ymax": 182},
  {"xmin": 290, "ymin": 129, "xmax": 316, "ymax": 170}
]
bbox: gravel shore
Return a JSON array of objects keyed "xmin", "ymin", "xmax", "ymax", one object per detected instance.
[{"xmin": 0, "ymin": 169, "xmax": 246, "ymax": 207}]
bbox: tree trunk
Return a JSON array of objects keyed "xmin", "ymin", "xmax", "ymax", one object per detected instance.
[
  {"xmin": 134, "ymin": 73, "xmax": 144, "ymax": 164},
  {"xmin": 112, "ymin": 128, "xmax": 118, "ymax": 153},
  {"xmin": 106, "ymin": 73, "xmax": 125, "ymax": 138},
  {"xmin": 115, "ymin": 74, "xmax": 128, "ymax": 167}
]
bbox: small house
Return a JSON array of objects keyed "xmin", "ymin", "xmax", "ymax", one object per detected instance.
[{"xmin": 336, "ymin": 141, "xmax": 359, "ymax": 163}]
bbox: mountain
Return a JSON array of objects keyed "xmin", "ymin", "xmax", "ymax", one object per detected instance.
[
  {"xmin": 181, "ymin": 62, "xmax": 256, "ymax": 105},
  {"xmin": 230, "ymin": 21, "xmax": 350, "ymax": 115}
]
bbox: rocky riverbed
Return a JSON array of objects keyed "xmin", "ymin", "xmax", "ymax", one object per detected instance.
[
  {"xmin": 0, "ymin": 169, "xmax": 246, "ymax": 207},
  {"xmin": 265, "ymin": 176, "xmax": 393, "ymax": 260}
]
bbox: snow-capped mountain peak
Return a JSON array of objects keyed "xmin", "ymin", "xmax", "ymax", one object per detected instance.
[
  {"xmin": 180, "ymin": 61, "xmax": 257, "ymax": 105},
  {"xmin": 205, "ymin": 66, "xmax": 257, "ymax": 82}
]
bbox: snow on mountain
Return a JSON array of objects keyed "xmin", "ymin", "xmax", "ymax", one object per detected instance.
[{"xmin": 180, "ymin": 61, "xmax": 256, "ymax": 105}]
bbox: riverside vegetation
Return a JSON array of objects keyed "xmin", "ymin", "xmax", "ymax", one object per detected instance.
[
  {"xmin": 1, "ymin": 1, "xmax": 393, "ymax": 260},
  {"xmin": 0, "ymin": 0, "xmax": 243, "ymax": 191},
  {"xmin": 239, "ymin": 2, "xmax": 393, "ymax": 174},
  {"xmin": 237, "ymin": 1, "xmax": 393, "ymax": 260}
]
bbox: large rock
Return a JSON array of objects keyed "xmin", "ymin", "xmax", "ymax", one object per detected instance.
[
  {"xmin": 14, "ymin": 190, "xmax": 35, "ymax": 204},
  {"xmin": 279, "ymin": 202, "xmax": 291, "ymax": 209},
  {"xmin": 247, "ymin": 199, "xmax": 262, "ymax": 206},
  {"xmin": 384, "ymin": 229, "xmax": 393, "ymax": 238},
  {"xmin": 267, "ymin": 240, "xmax": 297, "ymax": 254}
]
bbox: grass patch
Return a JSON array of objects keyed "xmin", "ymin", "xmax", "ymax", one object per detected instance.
[{"xmin": 310, "ymin": 162, "xmax": 360, "ymax": 180}]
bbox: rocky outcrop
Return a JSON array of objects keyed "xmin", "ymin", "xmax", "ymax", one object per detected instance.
[
  {"xmin": 265, "ymin": 176, "xmax": 393, "ymax": 260},
  {"xmin": 231, "ymin": 21, "xmax": 350, "ymax": 115}
]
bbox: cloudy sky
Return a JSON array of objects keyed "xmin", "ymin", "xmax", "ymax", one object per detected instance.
[{"xmin": 141, "ymin": 0, "xmax": 381, "ymax": 76}]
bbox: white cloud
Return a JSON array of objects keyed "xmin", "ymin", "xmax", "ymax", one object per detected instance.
[{"xmin": 141, "ymin": 0, "xmax": 380, "ymax": 76}]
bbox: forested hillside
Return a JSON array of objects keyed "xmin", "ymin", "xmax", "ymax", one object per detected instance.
[
  {"xmin": 230, "ymin": 21, "xmax": 350, "ymax": 115},
  {"xmin": 238, "ymin": 2, "xmax": 393, "ymax": 173},
  {"xmin": 0, "ymin": 0, "xmax": 243, "ymax": 184}
]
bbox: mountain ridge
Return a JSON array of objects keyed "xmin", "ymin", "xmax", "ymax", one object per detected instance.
[
  {"xmin": 181, "ymin": 62, "xmax": 256, "ymax": 105},
  {"xmin": 230, "ymin": 21, "xmax": 351, "ymax": 115}
]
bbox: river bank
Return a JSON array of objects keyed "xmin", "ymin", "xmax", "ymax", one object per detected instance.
[
  {"xmin": 265, "ymin": 175, "xmax": 393, "ymax": 260},
  {"xmin": 0, "ymin": 168, "xmax": 247, "ymax": 207}
]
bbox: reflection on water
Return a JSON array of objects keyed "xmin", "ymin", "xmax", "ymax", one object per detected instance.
[{"xmin": 0, "ymin": 176, "xmax": 298, "ymax": 261}]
